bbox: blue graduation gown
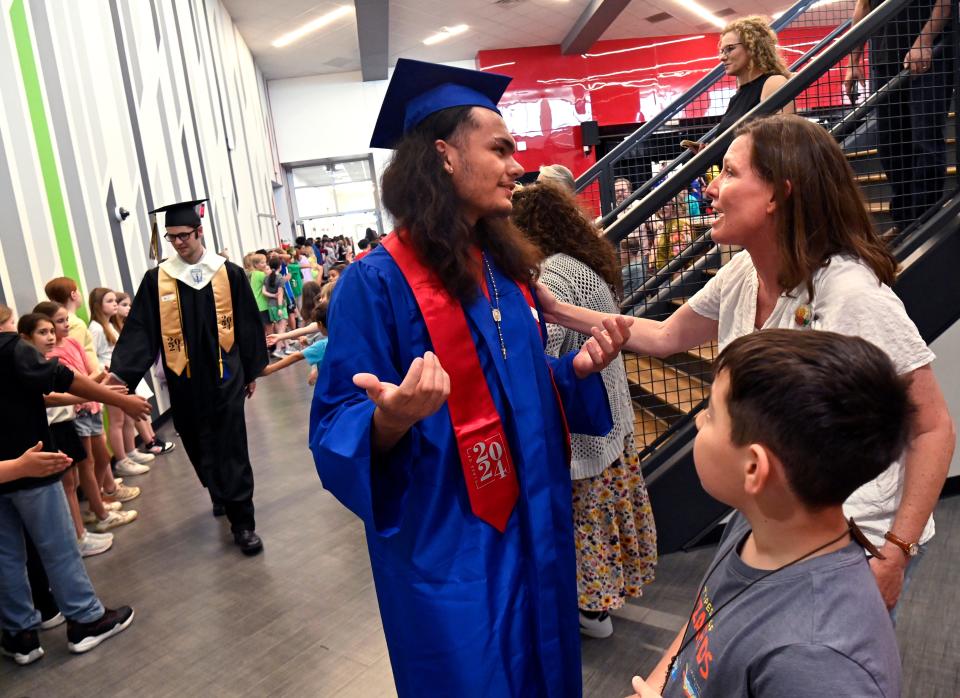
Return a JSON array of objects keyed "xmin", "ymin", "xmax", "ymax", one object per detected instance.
[{"xmin": 309, "ymin": 246, "xmax": 612, "ymax": 698}]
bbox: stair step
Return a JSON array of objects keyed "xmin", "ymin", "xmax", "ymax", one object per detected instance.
[
  {"xmin": 854, "ymin": 172, "xmax": 887, "ymax": 184},
  {"xmin": 687, "ymin": 342, "xmax": 718, "ymax": 364},
  {"xmin": 854, "ymin": 164, "xmax": 958, "ymax": 185},
  {"xmin": 634, "ymin": 407, "xmax": 671, "ymax": 448},
  {"xmin": 624, "ymin": 354, "xmax": 710, "ymax": 415}
]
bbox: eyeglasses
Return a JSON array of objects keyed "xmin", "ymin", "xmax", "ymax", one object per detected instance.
[
  {"xmin": 163, "ymin": 228, "xmax": 199, "ymax": 243},
  {"xmin": 719, "ymin": 43, "xmax": 742, "ymax": 58}
]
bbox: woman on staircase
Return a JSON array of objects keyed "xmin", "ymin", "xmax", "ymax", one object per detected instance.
[
  {"xmin": 684, "ymin": 16, "xmax": 793, "ymax": 155},
  {"xmin": 539, "ymin": 114, "xmax": 954, "ymax": 619},
  {"xmin": 513, "ymin": 181, "xmax": 657, "ymax": 640}
]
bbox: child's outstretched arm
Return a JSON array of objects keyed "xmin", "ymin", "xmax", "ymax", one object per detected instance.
[
  {"xmin": 0, "ymin": 442, "xmax": 72, "ymax": 484},
  {"xmin": 260, "ymin": 351, "xmax": 305, "ymax": 376},
  {"xmin": 44, "ymin": 392, "xmax": 90, "ymax": 407},
  {"xmin": 267, "ymin": 322, "xmax": 318, "ymax": 346}
]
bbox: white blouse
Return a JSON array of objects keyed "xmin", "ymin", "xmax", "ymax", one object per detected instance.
[{"xmin": 688, "ymin": 251, "xmax": 936, "ymax": 546}]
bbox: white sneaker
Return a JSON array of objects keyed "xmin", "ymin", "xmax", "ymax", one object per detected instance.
[
  {"xmin": 86, "ymin": 531, "xmax": 114, "ymax": 542},
  {"xmin": 578, "ymin": 611, "xmax": 614, "ymax": 639},
  {"xmin": 114, "ymin": 458, "xmax": 150, "ymax": 477},
  {"xmin": 93, "ymin": 510, "xmax": 138, "ymax": 532},
  {"xmin": 78, "ymin": 532, "xmax": 113, "ymax": 557},
  {"xmin": 126, "ymin": 450, "xmax": 154, "ymax": 465}
]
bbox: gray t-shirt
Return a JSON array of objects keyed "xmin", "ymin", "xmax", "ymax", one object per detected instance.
[{"xmin": 663, "ymin": 513, "xmax": 901, "ymax": 697}]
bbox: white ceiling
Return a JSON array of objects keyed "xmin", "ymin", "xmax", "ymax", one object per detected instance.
[{"xmin": 222, "ymin": 0, "xmax": 806, "ymax": 81}]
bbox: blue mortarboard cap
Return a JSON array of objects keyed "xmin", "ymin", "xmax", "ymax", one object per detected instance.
[{"xmin": 370, "ymin": 58, "xmax": 512, "ymax": 150}]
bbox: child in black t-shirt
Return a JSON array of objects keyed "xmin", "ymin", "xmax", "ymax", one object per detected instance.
[
  {"xmin": 629, "ymin": 329, "xmax": 911, "ymax": 698},
  {"xmin": 0, "ymin": 306, "xmax": 151, "ymax": 665}
]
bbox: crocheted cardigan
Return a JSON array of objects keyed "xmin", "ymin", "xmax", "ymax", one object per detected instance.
[{"xmin": 541, "ymin": 253, "xmax": 634, "ymax": 480}]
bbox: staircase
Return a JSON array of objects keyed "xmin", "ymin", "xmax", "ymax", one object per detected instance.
[{"xmin": 578, "ymin": 0, "xmax": 960, "ymax": 552}]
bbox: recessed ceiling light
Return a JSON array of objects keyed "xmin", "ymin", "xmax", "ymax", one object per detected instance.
[
  {"xmin": 423, "ymin": 24, "xmax": 469, "ymax": 46},
  {"xmin": 272, "ymin": 6, "xmax": 354, "ymax": 48},
  {"xmin": 669, "ymin": 0, "xmax": 726, "ymax": 28}
]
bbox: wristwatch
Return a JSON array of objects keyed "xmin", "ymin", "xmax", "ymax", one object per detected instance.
[{"xmin": 884, "ymin": 530, "xmax": 919, "ymax": 557}]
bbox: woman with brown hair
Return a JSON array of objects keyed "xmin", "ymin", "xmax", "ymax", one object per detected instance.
[
  {"xmin": 513, "ymin": 181, "xmax": 657, "ymax": 639},
  {"xmin": 541, "ymin": 113, "xmax": 954, "ymax": 619}
]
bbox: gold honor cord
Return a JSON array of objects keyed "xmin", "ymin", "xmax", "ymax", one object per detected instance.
[{"xmin": 159, "ymin": 266, "xmax": 235, "ymax": 379}]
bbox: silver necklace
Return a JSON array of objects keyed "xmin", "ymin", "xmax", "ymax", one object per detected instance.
[{"xmin": 482, "ymin": 253, "xmax": 507, "ymax": 360}]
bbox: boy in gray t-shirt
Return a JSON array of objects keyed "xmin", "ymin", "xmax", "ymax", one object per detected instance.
[{"xmin": 630, "ymin": 329, "xmax": 906, "ymax": 698}]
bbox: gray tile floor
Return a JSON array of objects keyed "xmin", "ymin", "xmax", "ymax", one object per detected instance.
[{"xmin": 2, "ymin": 366, "xmax": 957, "ymax": 696}]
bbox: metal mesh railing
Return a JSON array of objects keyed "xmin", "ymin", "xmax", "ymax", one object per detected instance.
[{"xmin": 593, "ymin": 0, "xmax": 959, "ymax": 463}]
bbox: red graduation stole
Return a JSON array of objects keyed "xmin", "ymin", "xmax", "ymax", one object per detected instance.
[{"xmin": 383, "ymin": 231, "xmax": 520, "ymax": 532}]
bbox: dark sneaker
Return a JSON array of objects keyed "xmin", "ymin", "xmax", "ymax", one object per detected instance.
[
  {"xmin": 142, "ymin": 439, "xmax": 175, "ymax": 455},
  {"xmin": 66, "ymin": 607, "xmax": 134, "ymax": 654},
  {"xmin": 39, "ymin": 611, "xmax": 65, "ymax": 631},
  {"xmin": 233, "ymin": 529, "xmax": 263, "ymax": 556},
  {"xmin": 1, "ymin": 629, "xmax": 44, "ymax": 665}
]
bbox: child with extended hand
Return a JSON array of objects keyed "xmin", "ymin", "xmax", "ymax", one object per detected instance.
[
  {"xmin": 260, "ymin": 300, "xmax": 328, "ymax": 384},
  {"xmin": 627, "ymin": 329, "xmax": 910, "ymax": 698},
  {"xmin": 0, "ymin": 304, "xmax": 150, "ymax": 665}
]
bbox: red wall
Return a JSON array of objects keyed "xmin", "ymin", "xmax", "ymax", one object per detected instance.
[{"xmin": 477, "ymin": 26, "xmax": 843, "ymax": 178}]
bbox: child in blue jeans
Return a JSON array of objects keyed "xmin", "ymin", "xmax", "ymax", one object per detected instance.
[{"xmin": 0, "ymin": 306, "xmax": 151, "ymax": 665}]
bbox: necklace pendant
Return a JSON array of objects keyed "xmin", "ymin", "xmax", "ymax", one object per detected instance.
[{"xmin": 492, "ymin": 308, "xmax": 502, "ymax": 322}]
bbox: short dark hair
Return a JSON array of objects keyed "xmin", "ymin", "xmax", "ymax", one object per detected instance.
[
  {"xmin": 313, "ymin": 299, "xmax": 329, "ymax": 328},
  {"xmin": 357, "ymin": 239, "xmax": 369, "ymax": 250},
  {"xmin": 714, "ymin": 329, "xmax": 913, "ymax": 509},
  {"xmin": 17, "ymin": 313, "xmax": 54, "ymax": 337},
  {"xmin": 33, "ymin": 301, "xmax": 63, "ymax": 319}
]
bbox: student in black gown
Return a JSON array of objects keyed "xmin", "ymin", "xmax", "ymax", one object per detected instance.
[{"xmin": 110, "ymin": 199, "xmax": 269, "ymax": 555}]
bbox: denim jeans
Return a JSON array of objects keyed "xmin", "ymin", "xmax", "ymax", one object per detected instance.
[{"xmin": 0, "ymin": 482, "xmax": 103, "ymax": 631}]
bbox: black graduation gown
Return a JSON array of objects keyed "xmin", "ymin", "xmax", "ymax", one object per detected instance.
[{"xmin": 111, "ymin": 261, "xmax": 268, "ymax": 506}]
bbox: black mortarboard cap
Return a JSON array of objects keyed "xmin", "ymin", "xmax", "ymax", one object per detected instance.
[
  {"xmin": 369, "ymin": 59, "xmax": 512, "ymax": 150},
  {"xmin": 149, "ymin": 199, "xmax": 208, "ymax": 228}
]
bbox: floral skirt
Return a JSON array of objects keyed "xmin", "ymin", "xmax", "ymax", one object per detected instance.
[{"xmin": 572, "ymin": 433, "xmax": 657, "ymax": 612}]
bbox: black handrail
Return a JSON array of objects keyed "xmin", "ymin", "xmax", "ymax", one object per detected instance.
[
  {"xmin": 830, "ymin": 43, "xmax": 945, "ymax": 142},
  {"xmin": 573, "ymin": 0, "xmax": 825, "ymax": 199}
]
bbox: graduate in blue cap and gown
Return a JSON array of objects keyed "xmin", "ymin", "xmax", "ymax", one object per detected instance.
[
  {"xmin": 309, "ymin": 58, "xmax": 633, "ymax": 697},
  {"xmin": 110, "ymin": 199, "xmax": 269, "ymax": 556}
]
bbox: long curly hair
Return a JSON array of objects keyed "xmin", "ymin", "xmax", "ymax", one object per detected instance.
[
  {"xmin": 722, "ymin": 16, "xmax": 790, "ymax": 77},
  {"xmin": 736, "ymin": 114, "xmax": 896, "ymax": 299},
  {"xmin": 380, "ymin": 106, "xmax": 541, "ymax": 299},
  {"xmin": 511, "ymin": 182, "xmax": 622, "ymax": 294}
]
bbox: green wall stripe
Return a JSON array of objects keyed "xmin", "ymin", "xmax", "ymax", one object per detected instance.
[{"xmin": 10, "ymin": 0, "xmax": 87, "ymax": 321}]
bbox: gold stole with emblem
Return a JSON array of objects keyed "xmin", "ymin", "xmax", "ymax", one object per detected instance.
[{"xmin": 158, "ymin": 266, "xmax": 235, "ymax": 378}]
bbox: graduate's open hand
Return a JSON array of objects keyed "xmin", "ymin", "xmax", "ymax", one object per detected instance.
[
  {"xmin": 353, "ymin": 351, "xmax": 450, "ymax": 432},
  {"xmin": 624, "ymin": 675, "xmax": 662, "ymax": 698},
  {"xmin": 573, "ymin": 316, "xmax": 633, "ymax": 379}
]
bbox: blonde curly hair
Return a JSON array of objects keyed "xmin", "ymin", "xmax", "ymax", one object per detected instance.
[{"xmin": 721, "ymin": 16, "xmax": 790, "ymax": 77}]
